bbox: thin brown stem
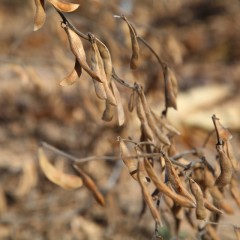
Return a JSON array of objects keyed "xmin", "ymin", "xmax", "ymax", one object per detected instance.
[{"xmin": 41, "ymin": 141, "xmax": 187, "ymax": 168}]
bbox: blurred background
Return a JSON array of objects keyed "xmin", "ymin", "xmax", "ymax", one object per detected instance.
[{"xmin": 0, "ymin": 0, "xmax": 239, "ymax": 239}]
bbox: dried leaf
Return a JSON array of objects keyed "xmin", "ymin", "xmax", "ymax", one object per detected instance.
[
  {"xmin": 163, "ymin": 66, "xmax": 177, "ymax": 110},
  {"xmin": 119, "ymin": 140, "xmax": 138, "ymax": 180},
  {"xmin": 64, "ymin": 26, "xmax": 102, "ymax": 83},
  {"xmin": 73, "ymin": 164, "xmax": 105, "ymax": 206},
  {"xmin": 60, "ymin": 58, "xmax": 82, "ymax": 86},
  {"xmin": 189, "ymin": 178, "xmax": 206, "ymax": 220},
  {"xmin": 33, "ymin": 0, "xmax": 46, "ymax": 31},
  {"xmin": 38, "ymin": 148, "xmax": 83, "ymax": 190},
  {"xmin": 137, "ymin": 159, "xmax": 161, "ymax": 225},
  {"xmin": 111, "ymin": 81, "xmax": 125, "ymax": 126},
  {"xmin": 144, "ymin": 159, "xmax": 195, "ymax": 208},
  {"xmin": 215, "ymin": 144, "xmax": 233, "ymax": 187},
  {"xmin": 48, "ymin": 0, "xmax": 79, "ymax": 12},
  {"xmin": 123, "ymin": 16, "xmax": 139, "ymax": 69}
]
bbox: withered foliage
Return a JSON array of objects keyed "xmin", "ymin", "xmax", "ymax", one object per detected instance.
[{"xmin": 31, "ymin": 2, "xmax": 240, "ymax": 239}]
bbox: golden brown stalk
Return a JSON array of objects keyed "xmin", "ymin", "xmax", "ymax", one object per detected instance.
[
  {"xmin": 215, "ymin": 144, "xmax": 233, "ymax": 187},
  {"xmin": 137, "ymin": 159, "xmax": 161, "ymax": 225},
  {"xmin": 128, "ymin": 90, "xmax": 137, "ymax": 112},
  {"xmin": 73, "ymin": 164, "xmax": 105, "ymax": 206},
  {"xmin": 189, "ymin": 178, "xmax": 207, "ymax": 220},
  {"xmin": 119, "ymin": 140, "xmax": 138, "ymax": 180},
  {"xmin": 48, "ymin": 0, "xmax": 79, "ymax": 12},
  {"xmin": 38, "ymin": 148, "xmax": 83, "ymax": 190},
  {"xmin": 60, "ymin": 58, "xmax": 82, "ymax": 86},
  {"xmin": 139, "ymin": 90, "xmax": 170, "ymax": 145},
  {"xmin": 34, "ymin": 0, "xmax": 46, "ymax": 31},
  {"xmin": 164, "ymin": 156, "xmax": 196, "ymax": 204},
  {"xmin": 90, "ymin": 38, "xmax": 116, "ymax": 105},
  {"xmin": 144, "ymin": 159, "xmax": 195, "ymax": 208},
  {"xmin": 111, "ymin": 81, "xmax": 125, "ymax": 126},
  {"xmin": 122, "ymin": 16, "xmax": 139, "ymax": 69},
  {"xmin": 64, "ymin": 26, "xmax": 102, "ymax": 83}
]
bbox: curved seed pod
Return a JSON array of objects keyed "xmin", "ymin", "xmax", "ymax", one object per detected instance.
[
  {"xmin": 144, "ymin": 159, "xmax": 195, "ymax": 208},
  {"xmin": 168, "ymin": 68, "xmax": 178, "ymax": 98},
  {"xmin": 122, "ymin": 16, "xmax": 139, "ymax": 69},
  {"xmin": 137, "ymin": 159, "xmax": 161, "ymax": 225},
  {"xmin": 164, "ymin": 156, "xmax": 195, "ymax": 204},
  {"xmin": 128, "ymin": 90, "xmax": 138, "ymax": 112},
  {"xmin": 151, "ymin": 111, "xmax": 180, "ymax": 135},
  {"xmin": 102, "ymin": 101, "xmax": 115, "ymax": 122},
  {"xmin": 230, "ymin": 176, "xmax": 240, "ymax": 206},
  {"xmin": 38, "ymin": 148, "xmax": 83, "ymax": 190},
  {"xmin": 215, "ymin": 144, "xmax": 233, "ymax": 187},
  {"xmin": 34, "ymin": 0, "xmax": 46, "ymax": 31},
  {"xmin": 212, "ymin": 115, "xmax": 232, "ymax": 142},
  {"xmin": 60, "ymin": 58, "xmax": 82, "ymax": 86},
  {"xmin": 91, "ymin": 38, "xmax": 116, "ymax": 105},
  {"xmin": 137, "ymin": 100, "xmax": 154, "ymax": 141},
  {"xmin": 206, "ymin": 225, "xmax": 221, "ymax": 240},
  {"xmin": 209, "ymin": 186, "xmax": 234, "ymax": 214},
  {"xmin": 90, "ymin": 41, "xmax": 107, "ymax": 100},
  {"xmin": 111, "ymin": 81, "xmax": 125, "ymax": 126},
  {"xmin": 203, "ymin": 198, "xmax": 223, "ymax": 214},
  {"xmin": 139, "ymin": 90, "xmax": 170, "ymax": 145},
  {"xmin": 48, "ymin": 0, "xmax": 79, "ymax": 12},
  {"xmin": 119, "ymin": 140, "xmax": 138, "ymax": 180},
  {"xmin": 204, "ymin": 166, "xmax": 215, "ymax": 188},
  {"xmin": 163, "ymin": 66, "xmax": 177, "ymax": 110},
  {"xmin": 225, "ymin": 141, "xmax": 239, "ymax": 171},
  {"xmin": 189, "ymin": 178, "xmax": 207, "ymax": 220},
  {"xmin": 72, "ymin": 164, "xmax": 105, "ymax": 206},
  {"xmin": 64, "ymin": 26, "xmax": 102, "ymax": 83},
  {"xmin": 95, "ymin": 38, "xmax": 112, "ymax": 83}
]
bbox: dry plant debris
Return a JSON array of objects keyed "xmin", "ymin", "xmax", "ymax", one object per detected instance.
[{"xmin": 0, "ymin": 1, "xmax": 239, "ymax": 239}]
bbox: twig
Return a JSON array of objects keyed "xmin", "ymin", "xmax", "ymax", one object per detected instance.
[
  {"xmin": 212, "ymin": 114, "xmax": 222, "ymax": 145},
  {"xmin": 41, "ymin": 141, "xmax": 187, "ymax": 168},
  {"xmin": 202, "ymin": 130, "xmax": 215, "ymax": 148},
  {"xmin": 171, "ymin": 149, "xmax": 199, "ymax": 161},
  {"xmin": 55, "ymin": 8, "xmax": 89, "ymax": 41},
  {"xmin": 112, "ymin": 68, "xmax": 136, "ymax": 90}
]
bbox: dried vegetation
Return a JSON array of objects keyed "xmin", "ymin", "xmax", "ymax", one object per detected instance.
[{"xmin": 0, "ymin": 0, "xmax": 240, "ymax": 239}]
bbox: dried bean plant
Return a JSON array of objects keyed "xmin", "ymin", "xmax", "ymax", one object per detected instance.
[{"xmin": 33, "ymin": 1, "xmax": 240, "ymax": 239}]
